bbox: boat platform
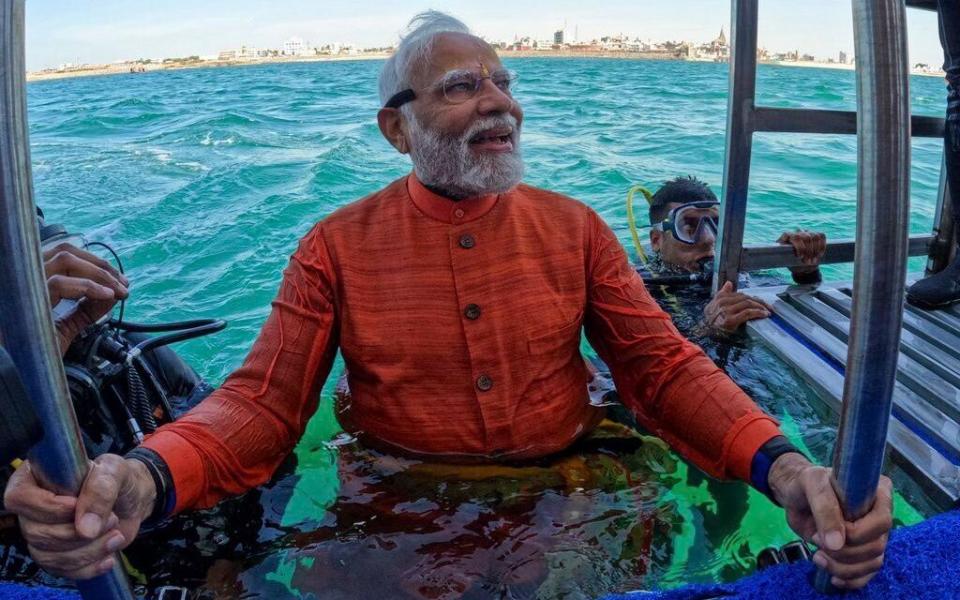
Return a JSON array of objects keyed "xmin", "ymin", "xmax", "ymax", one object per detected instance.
[{"xmin": 746, "ymin": 282, "xmax": 960, "ymax": 510}]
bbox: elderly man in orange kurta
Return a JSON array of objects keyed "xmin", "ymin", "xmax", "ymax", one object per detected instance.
[{"xmin": 6, "ymin": 11, "xmax": 893, "ymax": 592}]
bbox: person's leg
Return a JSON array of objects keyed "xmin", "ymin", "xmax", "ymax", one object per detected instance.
[
  {"xmin": 906, "ymin": 0, "xmax": 960, "ymax": 308},
  {"xmin": 941, "ymin": 0, "xmax": 960, "ymax": 226}
]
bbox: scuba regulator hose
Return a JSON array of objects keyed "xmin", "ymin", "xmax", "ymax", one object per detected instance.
[
  {"xmin": 640, "ymin": 257, "xmax": 715, "ymax": 287},
  {"xmin": 98, "ymin": 318, "xmax": 227, "ymax": 427}
]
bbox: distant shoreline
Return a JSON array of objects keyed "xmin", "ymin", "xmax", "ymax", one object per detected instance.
[{"xmin": 27, "ymin": 51, "xmax": 945, "ymax": 83}]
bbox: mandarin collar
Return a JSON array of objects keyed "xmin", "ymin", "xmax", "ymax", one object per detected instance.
[{"xmin": 406, "ymin": 174, "xmax": 501, "ymax": 224}]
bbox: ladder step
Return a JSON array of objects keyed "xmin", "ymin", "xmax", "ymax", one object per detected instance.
[
  {"xmin": 753, "ymin": 107, "xmax": 945, "ymax": 138},
  {"xmin": 818, "ymin": 288, "xmax": 960, "ymax": 396},
  {"xmin": 775, "ymin": 294, "xmax": 960, "ymax": 463},
  {"xmin": 740, "ymin": 234, "xmax": 932, "ymax": 271},
  {"xmin": 748, "ymin": 308, "xmax": 960, "ymax": 509}
]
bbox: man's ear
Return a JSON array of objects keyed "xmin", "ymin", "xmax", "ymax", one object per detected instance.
[
  {"xmin": 377, "ymin": 108, "xmax": 409, "ymax": 154},
  {"xmin": 649, "ymin": 229, "xmax": 662, "ymax": 252}
]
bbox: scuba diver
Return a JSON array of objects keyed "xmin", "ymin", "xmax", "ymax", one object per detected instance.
[
  {"xmin": 0, "ymin": 211, "xmax": 221, "ymax": 524},
  {"xmin": 636, "ymin": 176, "xmax": 827, "ymax": 334},
  {"xmin": 906, "ymin": 0, "xmax": 960, "ymax": 309}
]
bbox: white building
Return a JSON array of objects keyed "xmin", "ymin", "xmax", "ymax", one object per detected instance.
[{"xmin": 283, "ymin": 37, "xmax": 310, "ymax": 56}]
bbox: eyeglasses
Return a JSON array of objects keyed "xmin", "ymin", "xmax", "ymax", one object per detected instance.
[
  {"xmin": 653, "ymin": 201, "xmax": 720, "ymax": 245},
  {"xmin": 384, "ymin": 68, "xmax": 518, "ymax": 109}
]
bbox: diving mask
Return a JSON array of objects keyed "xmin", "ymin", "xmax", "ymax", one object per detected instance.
[{"xmin": 656, "ymin": 201, "xmax": 719, "ymax": 245}]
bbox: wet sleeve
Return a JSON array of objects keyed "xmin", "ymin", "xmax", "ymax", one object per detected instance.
[
  {"xmin": 582, "ymin": 211, "xmax": 782, "ymax": 481},
  {"xmin": 141, "ymin": 223, "xmax": 340, "ymax": 513}
]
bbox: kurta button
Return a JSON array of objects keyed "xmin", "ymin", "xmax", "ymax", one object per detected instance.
[
  {"xmin": 464, "ymin": 303, "xmax": 481, "ymax": 320},
  {"xmin": 459, "ymin": 234, "xmax": 475, "ymax": 249},
  {"xmin": 476, "ymin": 375, "xmax": 493, "ymax": 391},
  {"xmin": 454, "ymin": 208, "xmax": 465, "ymax": 219}
]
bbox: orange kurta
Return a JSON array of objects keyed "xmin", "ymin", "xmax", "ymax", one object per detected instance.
[{"xmin": 143, "ymin": 175, "xmax": 782, "ymax": 513}]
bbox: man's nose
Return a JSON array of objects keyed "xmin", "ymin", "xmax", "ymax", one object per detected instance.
[
  {"xmin": 475, "ymin": 79, "xmax": 513, "ymax": 114},
  {"xmin": 697, "ymin": 224, "xmax": 717, "ymax": 246}
]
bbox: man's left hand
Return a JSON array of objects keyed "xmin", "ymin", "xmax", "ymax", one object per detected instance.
[
  {"xmin": 777, "ymin": 230, "xmax": 827, "ymax": 274},
  {"xmin": 768, "ymin": 452, "xmax": 893, "ymax": 590}
]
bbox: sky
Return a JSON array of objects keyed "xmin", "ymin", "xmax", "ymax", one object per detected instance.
[{"xmin": 25, "ymin": 0, "xmax": 946, "ymax": 72}]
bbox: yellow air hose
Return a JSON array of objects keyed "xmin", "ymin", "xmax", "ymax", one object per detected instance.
[{"xmin": 625, "ymin": 184, "xmax": 654, "ymax": 265}]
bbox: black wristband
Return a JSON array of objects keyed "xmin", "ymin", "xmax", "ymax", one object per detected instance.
[
  {"xmin": 791, "ymin": 268, "xmax": 822, "ymax": 285},
  {"xmin": 750, "ymin": 436, "xmax": 805, "ymax": 505},
  {"xmin": 125, "ymin": 447, "xmax": 172, "ymax": 523}
]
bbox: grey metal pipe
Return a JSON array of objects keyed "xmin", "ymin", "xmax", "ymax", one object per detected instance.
[
  {"xmin": 814, "ymin": 0, "xmax": 911, "ymax": 593},
  {"xmin": 0, "ymin": 1, "xmax": 135, "ymax": 598},
  {"xmin": 714, "ymin": 0, "xmax": 759, "ymax": 293}
]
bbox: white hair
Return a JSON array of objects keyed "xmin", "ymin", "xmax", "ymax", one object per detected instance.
[{"xmin": 378, "ymin": 11, "xmax": 473, "ymax": 106}]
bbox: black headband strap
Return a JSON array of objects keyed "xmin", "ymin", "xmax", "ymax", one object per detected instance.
[{"xmin": 384, "ymin": 89, "xmax": 416, "ymax": 109}]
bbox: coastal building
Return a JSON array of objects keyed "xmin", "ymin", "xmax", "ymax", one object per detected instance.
[
  {"xmin": 511, "ymin": 36, "xmax": 534, "ymax": 51},
  {"xmin": 698, "ymin": 27, "xmax": 729, "ymax": 59},
  {"xmin": 839, "ymin": 50, "xmax": 849, "ymax": 64},
  {"xmin": 554, "ymin": 30, "xmax": 564, "ymax": 46},
  {"xmin": 283, "ymin": 37, "xmax": 311, "ymax": 56},
  {"xmin": 599, "ymin": 35, "xmax": 628, "ymax": 51}
]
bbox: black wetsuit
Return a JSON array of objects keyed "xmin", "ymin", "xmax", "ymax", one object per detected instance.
[{"xmin": 939, "ymin": 0, "xmax": 960, "ymax": 235}]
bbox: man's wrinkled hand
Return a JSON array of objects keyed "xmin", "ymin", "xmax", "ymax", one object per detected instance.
[
  {"xmin": 768, "ymin": 453, "xmax": 893, "ymax": 590},
  {"xmin": 777, "ymin": 230, "xmax": 827, "ymax": 274},
  {"xmin": 3, "ymin": 455, "xmax": 156, "ymax": 580},
  {"xmin": 703, "ymin": 281, "xmax": 772, "ymax": 332},
  {"xmin": 43, "ymin": 243, "xmax": 129, "ymax": 354}
]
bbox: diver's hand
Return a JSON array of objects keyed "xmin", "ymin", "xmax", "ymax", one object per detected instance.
[
  {"xmin": 3, "ymin": 455, "xmax": 155, "ymax": 580},
  {"xmin": 768, "ymin": 452, "xmax": 893, "ymax": 590},
  {"xmin": 777, "ymin": 230, "xmax": 827, "ymax": 274},
  {"xmin": 703, "ymin": 282, "xmax": 772, "ymax": 332},
  {"xmin": 43, "ymin": 243, "xmax": 129, "ymax": 354}
]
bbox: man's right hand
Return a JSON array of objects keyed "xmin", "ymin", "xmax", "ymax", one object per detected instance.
[
  {"xmin": 3, "ymin": 455, "xmax": 156, "ymax": 580},
  {"xmin": 703, "ymin": 281, "xmax": 772, "ymax": 333},
  {"xmin": 43, "ymin": 243, "xmax": 129, "ymax": 354}
]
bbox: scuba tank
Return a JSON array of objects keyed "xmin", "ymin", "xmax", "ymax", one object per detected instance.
[
  {"xmin": 0, "ymin": 346, "xmax": 42, "ymax": 465},
  {"xmin": 0, "ymin": 216, "xmax": 225, "ymax": 514}
]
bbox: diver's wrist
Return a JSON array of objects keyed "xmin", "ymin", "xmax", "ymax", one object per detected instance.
[
  {"xmin": 121, "ymin": 458, "xmax": 158, "ymax": 523},
  {"xmin": 750, "ymin": 436, "xmax": 807, "ymax": 504},
  {"xmin": 767, "ymin": 452, "xmax": 812, "ymax": 506},
  {"xmin": 124, "ymin": 447, "xmax": 173, "ymax": 523}
]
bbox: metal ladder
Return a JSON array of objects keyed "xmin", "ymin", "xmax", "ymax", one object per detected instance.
[
  {"xmin": 718, "ymin": 0, "xmax": 960, "ymax": 511},
  {"xmin": 714, "ymin": 0, "xmax": 951, "ymax": 288}
]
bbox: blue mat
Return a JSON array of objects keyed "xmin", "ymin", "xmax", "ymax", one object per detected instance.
[
  {"xmin": 0, "ymin": 584, "xmax": 77, "ymax": 599},
  {"xmin": 604, "ymin": 509, "xmax": 960, "ymax": 600},
  {"xmin": 1, "ymin": 511, "xmax": 958, "ymax": 599}
]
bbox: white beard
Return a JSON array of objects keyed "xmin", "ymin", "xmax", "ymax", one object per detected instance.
[{"xmin": 405, "ymin": 110, "xmax": 524, "ymax": 199}]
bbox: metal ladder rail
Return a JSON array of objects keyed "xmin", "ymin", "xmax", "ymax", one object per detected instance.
[{"xmin": 714, "ymin": 0, "xmax": 950, "ymax": 290}]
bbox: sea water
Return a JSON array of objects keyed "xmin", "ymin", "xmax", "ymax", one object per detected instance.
[{"xmin": 9, "ymin": 58, "xmax": 947, "ymax": 598}]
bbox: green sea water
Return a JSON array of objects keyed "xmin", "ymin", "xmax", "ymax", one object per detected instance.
[{"xmin": 12, "ymin": 58, "xmax": 949, "ymax": 598}]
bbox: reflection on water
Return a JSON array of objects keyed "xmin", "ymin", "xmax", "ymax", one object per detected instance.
[
  {"xmin": 0, "ymin": 282, "xmax": 928, "ymax": 599},
  {"xmin": 0, "ymin": 280, "xmax": 929, "ymax": 599},
  {"xmin": 258, "ymin": 427, "xmax": 675, "ymax": 599}
]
